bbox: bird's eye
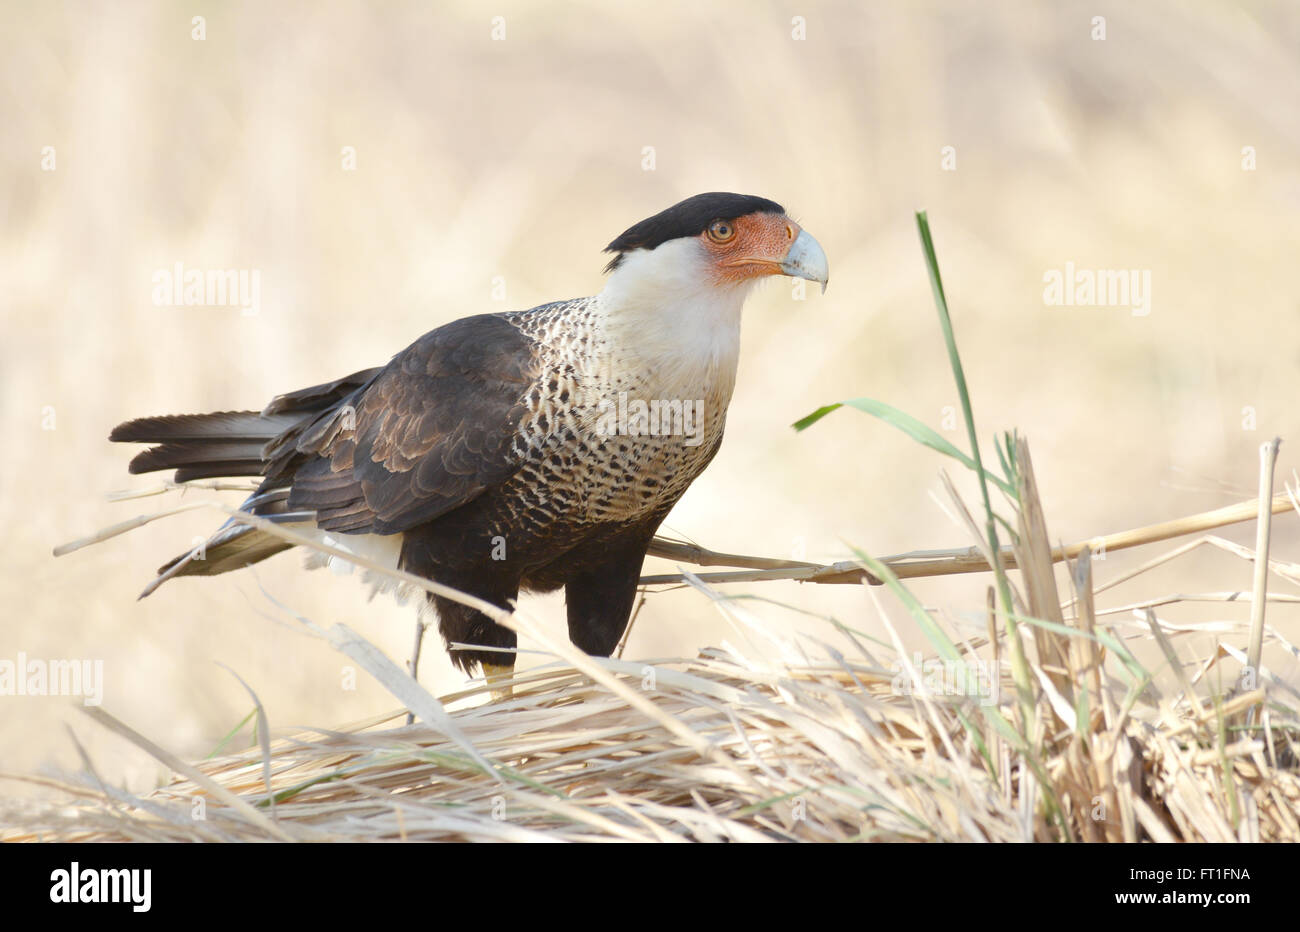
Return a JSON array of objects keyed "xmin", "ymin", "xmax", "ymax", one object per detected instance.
[{"xmin": 707, "ymin": 220, "xmax": 736, "ymax": 243}]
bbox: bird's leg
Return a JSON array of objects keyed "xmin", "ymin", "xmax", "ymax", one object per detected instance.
[
  {"xmin": 481, "ymin": 662, "xmax": 515, "ymax": 701},
  {"xmin": 564, "ymin": 534, "xmax": 653, "ymax": 658},
  {"xmin": 405, "ymin": 617, "xmax": 428, "ymax": 725}
]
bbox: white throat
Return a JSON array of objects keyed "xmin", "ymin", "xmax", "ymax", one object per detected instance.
[{"xmin": 596, "ymin": 239, "xmax": 755, "ymax": 401}]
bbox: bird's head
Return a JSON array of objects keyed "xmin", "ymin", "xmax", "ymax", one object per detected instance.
[
  {"xmin": 602, "ymin": 192, "xmax": 829, "ymax": 297},
  {"xmin": 596, "ymin": 193, "xmax": 828, "ymax": 384}
]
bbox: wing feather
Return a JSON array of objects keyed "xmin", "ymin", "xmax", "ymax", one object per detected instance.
[{"xmin": 286, "ymin": 313, "xmax": 539, "ymax": 534}]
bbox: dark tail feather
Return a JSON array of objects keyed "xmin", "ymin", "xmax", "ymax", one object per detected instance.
[
  {"xmin": 111, "ymin": 367, "xmax": 382, "ymax": 485},
  {"xmin": 127, "ymin": 441, "xmax": 280, "ymax": 476},
  {"xmin": 113, "ymin": 367, "xmax": 382, "ymax": 591},
  {"xmin": 109, "ymin": 411, "xmax": 295, "ymax": 443},
  {"xmin": 141, "ymin": 490, "xmax": 313, "ymax": 597},
  {"xmin": 111, "ymin": 411, "xmax": 301, "ymax": 481}
]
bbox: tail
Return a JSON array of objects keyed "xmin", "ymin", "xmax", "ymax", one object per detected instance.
[
  {"xmin": 110, "ymin": 367, "xmax": 381, "ymax": 594},
  {"xmin": 109, "ymin": 410, "xmax": 301, "ymax": 481}
]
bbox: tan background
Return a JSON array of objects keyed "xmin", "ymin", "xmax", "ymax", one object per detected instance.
[{"xmin": 3, "ymin": 0, "xmax": 1299, "ymax": 793}]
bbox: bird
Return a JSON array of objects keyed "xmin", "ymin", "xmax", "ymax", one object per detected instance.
[{"xmin": 108, "ymin": 192, "xmax": 829, "ymax": 689}]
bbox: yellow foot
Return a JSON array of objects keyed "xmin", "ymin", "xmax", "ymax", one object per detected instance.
[{"xmin": 482, "ymin": 663, "xmax": 515, "ymax": 701}]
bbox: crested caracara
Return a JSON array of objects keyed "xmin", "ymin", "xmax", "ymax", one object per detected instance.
[{"xmin": 109, "ymin": 192, "xmax": 829, "ymax": 685}]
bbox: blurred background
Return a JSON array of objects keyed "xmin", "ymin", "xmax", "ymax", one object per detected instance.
[{"xmin": 3, "ymin": 0, "xmax": 1299, "ymax": 793}]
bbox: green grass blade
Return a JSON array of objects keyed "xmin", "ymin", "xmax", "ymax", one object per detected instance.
[
  {"xmin": 206, "ymin": 708, "xmax": 257, "ymax": 759},
  {"xmin": 791, "ymin": 403, "xmax": 844, "ymax": 432},
  {"xmin": 794, "ymin": 396, "xmax": 1016, "ymax": 496}
]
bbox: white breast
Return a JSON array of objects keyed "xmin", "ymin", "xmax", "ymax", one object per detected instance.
[{"xmin": 596, "ymin": 238, "xmax": 753, "ymax": 406}]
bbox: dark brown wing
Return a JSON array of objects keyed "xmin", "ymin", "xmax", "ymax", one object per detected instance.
[{"xmin": 282, "ymin": 313, "xmax": 539, "ymax": 535}]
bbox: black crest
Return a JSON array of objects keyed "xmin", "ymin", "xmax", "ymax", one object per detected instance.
[{"xmin": 603, "ymin": 192, "xmax": 785, "ymax": 271}]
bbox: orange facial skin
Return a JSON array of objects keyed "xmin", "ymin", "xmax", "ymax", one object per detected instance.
[{"xmin": 699, "ymin": 212, "xmax": 802, "ymax": 286}]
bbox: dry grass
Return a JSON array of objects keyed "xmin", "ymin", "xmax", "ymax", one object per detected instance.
[{"xmin": 7, "ymin": 458, "xmax": 1300, "ymax": 842}]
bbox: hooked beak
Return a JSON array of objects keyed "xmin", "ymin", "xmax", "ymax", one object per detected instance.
[{"xmin": 781, "ymin": 230, "xmax": 829, "ymax": 293}]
